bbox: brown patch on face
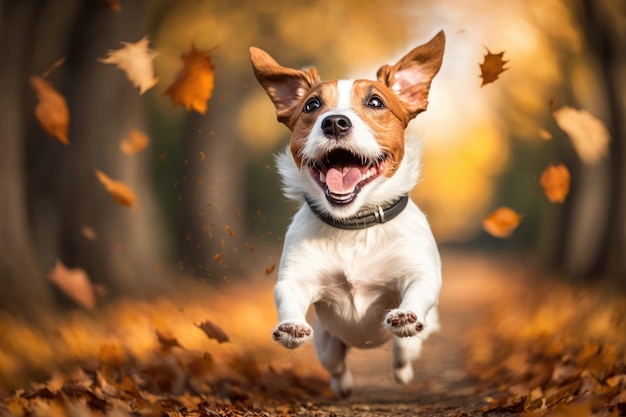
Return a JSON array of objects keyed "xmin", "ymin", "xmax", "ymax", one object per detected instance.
[
  {"xmin": 288, "ymin": 81, "xmax": 339, "ymax": 168},
  {"xmin": 351, "ymin": 80, "xmax": 409, "ymax": 178}
]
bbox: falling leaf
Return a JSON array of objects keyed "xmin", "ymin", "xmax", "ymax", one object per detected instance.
[
  {"xmin": 482, "ymin": 207, "xmax": 522, "ymax": 238},
  {"xmin": 195, "ymin": 320, "xmax": 229, "ymax": 343},
  {"xmin": 539, "ymin": 128, "xmax": 553, "ymax": 141},
  {"xmin": 199, "ymin": 151, "xmax": 206, "ymax": 162},
  {"xmin": 225, "ymin": 225, "xmax": 235, "ymax": 237},
  {"xmin": 99, "ymin": 36, "xmax": 159, "ymax": 94},
  {"xmin": 120, "ymin": 129, "xmax": 149, "ymax": 155},
  {"xmin": 164, "ymin": 45, "xmax": 215, "ymax": 114},
  {"xmin": 479, "ymin": 49, "xmax": 508, "ymax": 86},
  {"xmin": 540, "ymin": 164, "xmax": 570, "ymax": 203},
  {"xmin": 48, "ymin": 260, "xmax": 96, "ymax": 310},
  {"xmin": 102, "ymin": 0, "xmax": 121, "ymax": 11},
  {"xmin": 81, "ymin": 226, "xmax": 98, "ymax": 241},
  {"xmin": 155, "ymin": 330, "xmax": 183, "ymax": 350},
  {"xmin": 95, "ymin": 169, "xmax": 137, "ymax": 208},
  {"xmin": 265, "ymin": 264, "xmax": 276, "ymax": 274},
  {"xmin": 553, "ymin": 106, "xmax": 611, "ymax": 165},
  {"xmin": 30, "ymin": 76, "xmax": 70, "ymax": 144}
]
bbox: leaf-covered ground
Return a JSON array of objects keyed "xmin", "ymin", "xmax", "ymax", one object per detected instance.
[{"xmin": 1, "ymin": 252, "xmax": 625, "ymax": 417}]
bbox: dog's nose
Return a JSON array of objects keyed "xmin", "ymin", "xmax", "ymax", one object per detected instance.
[{"xmin": 321, "ymin": 115, "xmax": 352, "ymax": 139}]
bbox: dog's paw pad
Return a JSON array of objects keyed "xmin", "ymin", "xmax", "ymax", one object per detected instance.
[
  {"xmin": 272, "ymin": 321, "xmax": 313, "ymax": 349},
  {"xmin": 384, "ymin": 310, "xmax": 424, "ymax": 337}
]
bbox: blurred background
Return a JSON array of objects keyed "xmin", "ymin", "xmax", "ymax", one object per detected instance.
[{"xmin": 0, "ymin": 0, "xmax": 624, "ymax": 316}]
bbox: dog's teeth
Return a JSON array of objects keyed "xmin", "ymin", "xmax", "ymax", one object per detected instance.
[{"xmin": 320, "ymin": 171, "xmax": 326, "ymax": 183}]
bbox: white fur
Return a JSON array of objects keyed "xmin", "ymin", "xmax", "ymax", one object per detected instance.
[{"xmin": 273, "ymin": 98, "xmax": 441, "ymax": 396}]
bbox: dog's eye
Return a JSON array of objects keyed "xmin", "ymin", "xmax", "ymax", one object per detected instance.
[
  {"xmin": 366, "ymin": 95, "xmax": 385, "ymax": 108},
  {"xmin": 304, "ymin": 97, "xmax": 322, "ymax": 113}
]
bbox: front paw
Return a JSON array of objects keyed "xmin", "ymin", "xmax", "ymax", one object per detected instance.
[
  {"xmin": 272, "ymin": 321, "xmax": 313, "ymax": 349},
  {"xmin": 384, "ymin": 309, "xmax": 424, "ymax": 337}
]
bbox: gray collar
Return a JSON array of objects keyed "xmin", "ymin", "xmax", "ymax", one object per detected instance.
[{"xmin": 304, "ymin": 195, "xmax": 409, "ymax": 230}]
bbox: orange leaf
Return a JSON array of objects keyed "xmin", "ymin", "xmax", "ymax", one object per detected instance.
[
  {"xmin": 81, "ymin": 226, "xmax": 98, "ymax": 241},
  {"xmin": 553, "ymin": 106, "xmax": 610, "ymax": 165},
  {"xmin": 48, "ymin": 260, "xmax": 95, "ymax": 310},
  {"xmin": 538, "ymin": 128, "xmax": 553, "ymax": 141},
  {"xmin": 30, "ymin": 76, "xmax": 70, "ymax": 144},
  {"xmin": 120, "ymin": 129, "xmax": 149, "ymax": 155},
  {"xmin": 479, "ymin": 49, "xmax": 508, "ymax": 86},
  {"xmin": 540, "ymin": 164, "xmax": 570, "ymax": 203},
  {"xmin": 99, "ymin": 36, "xmax": 158, "ymax": 94},
  {"xmin": 102, "ymin": 0, "xmax": 121, "ymax": 11},
  {"xmin": 95, "ymin": 169, "xmax": 137, "ymax": 208},
  {"xmin": 164, "ymin": 45, "xmax": 215, "ymax": 114},
  {"xmin": 195, "ymin": 320, "xmax": 229, "ymax": 343},
  {"xmin": 482, "ymin": 207, "xmax": 522, "ymax": 238}
]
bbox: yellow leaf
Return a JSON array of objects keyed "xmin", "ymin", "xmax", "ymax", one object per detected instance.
[
  {"xmin": 30, "ymin": 76, "xmax": 70, "ymax": 144},
  {"xmin": 479, "ymin": 49, "xmax": 508, "ymax": 86},
  {"xmin": 95, "ymin": 169, "xmax": 137, "ymax": 208},
  {"xmin": 482, "ymin": 207, "xmax": 522, "ymax": 238},
  {"xmin": 99, "ymin": 36, "xmax": 159, "ymax": 94},
  {"xmin": 540, "ymin": 164, "xmax": 570, "ymax": 203},
  {"xmin": 164, "ymin": 45, "xmax": 215, "ymax": 114},
  {"xmin": 120, "ymin": 129, "xmax": 149, "ymax": 155},
  {"xmin": 553, "ymin": 106, "xmax": 611, "ymax": 165},
  {"xmin": 48, "ymin": 260, "xmax": 95, "ymax": 310}
]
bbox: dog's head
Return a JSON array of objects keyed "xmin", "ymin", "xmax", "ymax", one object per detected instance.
[{"xmin": 250, "ymin": 32, "xmax": 445, "ymax": 219}]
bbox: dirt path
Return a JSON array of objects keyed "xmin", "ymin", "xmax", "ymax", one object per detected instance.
[{"xmin": 302, "ymin": 252, "xmax": 520, "ymax": 416}]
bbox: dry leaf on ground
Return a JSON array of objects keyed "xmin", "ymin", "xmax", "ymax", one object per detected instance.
[
  {"xmin": 553, "ymin": 106, "xmax": 611, "ymax": 165},
  {"xmin": 540, "ymin": 164, "xmax": 570, "ymax": 203},
  {"xmin": 48, "ymin": 260, "xmax": 96, "ymax": 310},
  {"xmin": 95, "ymin": 169, "xmax": 137, "ymax": 208},
  {"xmin": 482, "ymin": 207, "xmax": 522, "ymax": 238},
  {"xmin": 30, "ymin": 76, "xmax": 70, "ymax": 144},
  {"xmin": 120, "ymin": 129, "xmax": 149, "ymax": 155},
  {"xmin": 195, "ymin": 320, "xmax": 229, "ymax": 343},
  {"xmin": 467, "ymin": 281, "xmax": 626, "ymax": 416},
  {"xmin": 479, "ymin": 49, "xmax": 508, "ymax": 86},
  {"xmin": 99, "ymin": 36, "xmax": 159, "ymax": 94},
  {"xmin": 164, "ymin": 45, "xmax": 215, "ymax": 114}
]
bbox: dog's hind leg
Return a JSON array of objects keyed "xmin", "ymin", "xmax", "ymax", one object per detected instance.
[
  {"xmin": 392, "ymin": 335, "xmax": 423, "ymax": 384},
  {"xmin": 313, "ymin": 319, "xmax": 353, "ymax": 398}
]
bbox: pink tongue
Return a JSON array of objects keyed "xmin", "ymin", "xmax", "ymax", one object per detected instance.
[{"xmin": 326, "ymin": 167, "xmax": 362, "ymax": 194}]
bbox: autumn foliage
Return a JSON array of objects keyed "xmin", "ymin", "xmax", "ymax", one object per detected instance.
[
  {"xmin": 14, "ymin": 4, "xmax": 622, "ymax": 417},
  {"xmin": 467, "ymin": 279, "xmax": 626, "ymax": 415}
]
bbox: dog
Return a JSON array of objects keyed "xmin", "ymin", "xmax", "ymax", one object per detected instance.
[{"xmin": 249, "ymin": 31, "xmax": 445, "ymax": 397}]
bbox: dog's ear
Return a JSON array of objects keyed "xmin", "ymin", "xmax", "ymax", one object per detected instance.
[
  {"xmin": 376, "ymin": 31, "xmax": 445, "ymax": 119},
  {"xmin": 249, "ymin": 47, "xmax": 320, "ymax": 126}
]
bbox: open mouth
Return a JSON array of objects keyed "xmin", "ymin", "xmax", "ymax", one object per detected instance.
[{"xmin": 309, "ymin": 149, "xmax": 386, "ymax": 205}]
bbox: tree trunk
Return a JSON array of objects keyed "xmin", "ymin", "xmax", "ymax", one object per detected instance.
[
  {"xmin": 558, "ymin": 0, "xmax": 626, "ymax": 283},
  {"xmin": 177, "ymin": 73, "xmax": 247, "ymax": 280},
  {"xmin": 0, "ymin": 0, "xmax": 167, "ymax": 314}
]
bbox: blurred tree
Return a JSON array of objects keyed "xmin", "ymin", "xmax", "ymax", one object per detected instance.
[
  {"xmin": 0, "ymin": 0, "xmax": 166, "ymax": 315},
  {"xmin": 552, "ymin": 0, "xmax": 626, "ymax": 282}
]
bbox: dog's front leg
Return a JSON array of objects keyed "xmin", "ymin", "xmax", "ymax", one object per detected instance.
[
  {"xmin": 272, "ymin": 279, "xmax": 315, "ymax": 349},
  {"xmin": 384, "ymin": 277, "xmax": 440, "ymax": 338}
]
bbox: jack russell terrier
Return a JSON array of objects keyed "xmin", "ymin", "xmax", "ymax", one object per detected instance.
[{"xmin": 249, "ymin": 31, "xmax": 445, "ymax": 397}]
